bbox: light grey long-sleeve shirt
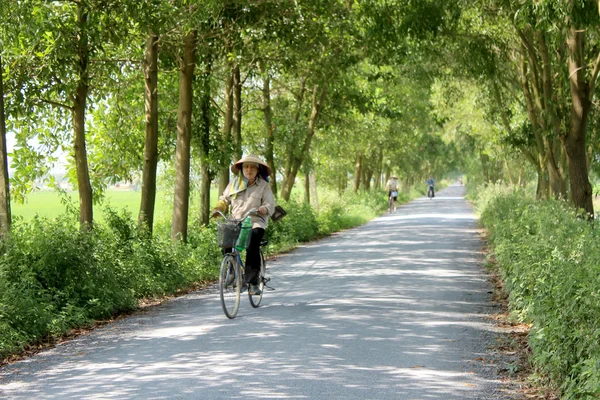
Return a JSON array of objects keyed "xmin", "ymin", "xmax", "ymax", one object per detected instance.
[{"xmin": 216, "ymin": 177, "xmax": 275, "ymax": 229}]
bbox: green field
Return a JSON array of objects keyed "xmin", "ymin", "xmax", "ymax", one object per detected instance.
[{"xmin": 11, "ymin": 189, "xmax": 220, "ymax": 221}]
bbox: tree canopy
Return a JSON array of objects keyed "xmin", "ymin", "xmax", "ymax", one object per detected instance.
[{"xmin": 1, "ymin": 0, "xmax": 599, "ymax": 234}]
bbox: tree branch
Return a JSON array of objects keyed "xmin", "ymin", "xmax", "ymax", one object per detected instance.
[
  {"xmin": 38, "ymin": 98, "xmax": 73, "ymax": 111},
  {"xmin": 588, "ymin": 50, "xmax": 600, "ymax": 96},
  {"xmin": 90, "ymin": 58, "xmax": 139, "ymax": 64},
  {"xmin": 210, "ymin": 97, "xmax": 225, "ymax": 117}
]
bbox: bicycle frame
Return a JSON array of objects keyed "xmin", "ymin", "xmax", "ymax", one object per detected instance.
[
  {"xmin": 388, "ymin": 193, "xmax": 396, "ymax": 213},
  {"xmin": 215, "ymin": 208, "xmax": 267, "ymax": 318}
]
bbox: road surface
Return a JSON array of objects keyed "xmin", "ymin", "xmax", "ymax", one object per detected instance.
[{"xmin": 0, "ymin": 184, "xmax": 514, "ymax": 399}]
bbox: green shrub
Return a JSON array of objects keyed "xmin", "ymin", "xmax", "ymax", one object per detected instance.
[
  {"xmin": 0, "ymin": 208, "xmax": 222, "ymax": 358},
  {"xmin": 265, "ymin": 200, "xmax": 318, "ymax": 249},
  {"xmin": 474, "ymin": 184, "xmax": 600, "ymax": 399}
]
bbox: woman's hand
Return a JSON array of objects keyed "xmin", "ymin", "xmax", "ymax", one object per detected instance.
[{"xmin": 258, "ymin": 206, "xmax": 267, "ymax": 216}]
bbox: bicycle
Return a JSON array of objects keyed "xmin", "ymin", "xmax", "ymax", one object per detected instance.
[
  {"xmin": 427, "ymin": 185, "xmax": 435, "ymax": 199},
  {"xmin": 388, "ymin": 190, "xmax": 397, "ymax": 213},
  {"xmin": 214, "ymin": 209, "xmax": 270, "ymax": 319}
]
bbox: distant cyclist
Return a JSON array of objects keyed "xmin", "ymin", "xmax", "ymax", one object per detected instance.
[
  {"xmin": 426, "ymin": 176, "xmax": 435, "ymax": 199},
  {"xmin": 385, "ymin": 176, "xmax": 399, "ymax": 212}
]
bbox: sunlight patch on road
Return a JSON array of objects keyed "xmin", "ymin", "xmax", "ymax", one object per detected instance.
[
  {"xmin": 133, "ymin": 323, "xmax": 224, "ymax": 340},
  {"xmin": 277, "ymin": 265, "xmax": 486, "ymax": 279},
  {"xmin": 241, "ymin": 386, "xmax": 308, "ymax": 399},
  {"xmin": 384, "ymin": 213, "xmax": 476, "ymax": 221},
  {"xmin": 414, "ymin": 196, "xmax": 466, "ymax": 201},
  {"xmin": 382, "ymin": 366, "xmax": 484, "ymax": 391}
]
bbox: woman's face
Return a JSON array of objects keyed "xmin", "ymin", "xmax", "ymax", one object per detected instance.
[{"xmin": 243, "ymin": 163, "xmax": 259, "ymax": 181}]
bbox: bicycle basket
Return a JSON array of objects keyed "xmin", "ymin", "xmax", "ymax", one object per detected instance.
[{"xmin": 217, "ymin": 220, "xmax": 241, "ymax": 248}]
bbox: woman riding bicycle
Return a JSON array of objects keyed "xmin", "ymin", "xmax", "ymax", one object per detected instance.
[
  {"xmin": 385, "ymin": 176, "xmax": 399, "ymax": 212},
  {"xmin": 211, "ymin": 154, "xmax": 275, "ymax": 296}
]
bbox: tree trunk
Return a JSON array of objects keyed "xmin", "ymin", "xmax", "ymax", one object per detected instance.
[
  {"xmin": 374, "ymin": 148, "xmax": 383, "ymax": 190},
  {"xmin": 365, "ymin": 168, "xmax": 373, "ymax": 190},
  {"xmin": 338, "ymin": 169, "xmax": 346, "ymax": 195},
  {"xmin": 310, "ymin": 172, "xmax": 318, "ymax": 211},
  {"xmin": 564, "ymin": 26, "xmax": 595, "ymax": 217},
  {"xmin": 304, "ymin": 173, "xmax": 310, "ymax": 204},
  {"xmin": 519, "ymin": 50, "xmax": 552, "ymax": 199},
  {"xmin": 74, "ymin": 5, "xmax": 93, "ymax": 228},
  {"xmin": 280, "ymin": 85, "xmax": 325, "ymax": 201},
  {"xmin": 0, "ymin": 56, "xmax": 11, "ymax": 237},
  {"xmin": 199, "ymin": 51, "xmax": 213, "ymax": 226},
  {"xmin": 281, "ymin": 78, "xmax": 307, "ymax": 197},
  {"xmin": 138, "ymin": 33, "xmax": 159, "ymax": 232},
  {"xmin": 260, "ymin": 63, "xmax": 277, "ymax": 196},
  {"xmin": 504, "ymin": 160, "xmax": 515, "ymax": 185},
  {"xmin": 232, "ymin": 64, "xmax": 242, "ymax": 161},
  {"xmin": 521, "ymin": 31, "xmax": 568, "ymax": 200},
  {"xmin": 218, "ymin": 71, "xmax": 234, "ymax": 196},
  {"xmin": 353, "ymin": 153, "xmax": 362, "ymax": 192},
  {"xmin": 480, "ymin": 149, "xmax": 490, "ymax": 183},
  {"xmin": 360, "ymin": 166, "xmax": 367, "ymax": 189},
  {"xmin": 171, "ymin": 31, "xmax": 196, "ymax": 242},
  {"xmin": 546, "ymin": 144, "xmax": 567, "ymax": 199},
  {"xmin": 535, "ymin": 169, "xmax": 544, "ymax": 199}
]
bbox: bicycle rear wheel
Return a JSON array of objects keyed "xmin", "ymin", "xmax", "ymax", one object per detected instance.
[
  {"xmin": 248, "ymin": 249, "xmax": 265, "ymax": 308},
  {"xmin": 219, "ymin": 255, "xmax": 241, "ymax": 319}
]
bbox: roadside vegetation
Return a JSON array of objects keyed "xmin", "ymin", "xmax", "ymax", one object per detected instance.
[{"xmin": 473, "ymin": 184, "xmax": 600, "ymax": 399}]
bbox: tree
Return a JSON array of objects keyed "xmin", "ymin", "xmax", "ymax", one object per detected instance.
[
  {"xmin": 197, "ymin": 42, "xmax": 215, "ymax": 227},
  {"xmin": 467, "ymin": 0, "xmax": 600, "ymax": 214},
  {"xmin": 8, "ymin": 0, "xmax": 138, "ymax": 228},
  {"xmin": 276, "ymin": 0, "xmax": 358, "ymax": 201},
  {"xmin": 171, "ymin": 30, "xmax": 196, "ymax": 242},
  {"xmin": 139, "ymin": 32, "xmax": 160, "ymax": 232},
  {"xmin": 72, "ymin": 2, "xmax": 94, "ymax": 227},
  {"xmin": 563, "ymin": 1, "xmax": 600, "ymax": 217},
  {"xmin": 0, "ymin": 56, "xmax": 11, "ymax": 237}
]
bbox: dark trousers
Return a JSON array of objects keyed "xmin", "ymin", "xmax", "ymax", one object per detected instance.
[{"xmin": 244, "ymin": 228, "xmax": 265, "ymax": 285}]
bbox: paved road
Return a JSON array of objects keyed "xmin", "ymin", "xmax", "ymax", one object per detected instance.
[{"xmin": 0, "ymin": 184, "xmax": 511, "ymax": 399}]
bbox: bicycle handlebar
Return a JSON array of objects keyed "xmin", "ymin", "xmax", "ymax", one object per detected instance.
[{"xmin": 213, "ymin": 208, "xmax": 260, "ymax": 222}]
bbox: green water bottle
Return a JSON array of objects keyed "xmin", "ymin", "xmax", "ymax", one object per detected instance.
[{"xmin": 235, "ymin": 216, "xmax": 252, "ymax": 251}]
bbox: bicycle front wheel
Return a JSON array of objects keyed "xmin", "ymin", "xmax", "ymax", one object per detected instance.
[
  {"xmin": 249, "ymin": 249, "xmax": 266, "ymax": 308},
  {"xmin": 219, "ymin": 255, "xmax": 241, "ymax": 319}
]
